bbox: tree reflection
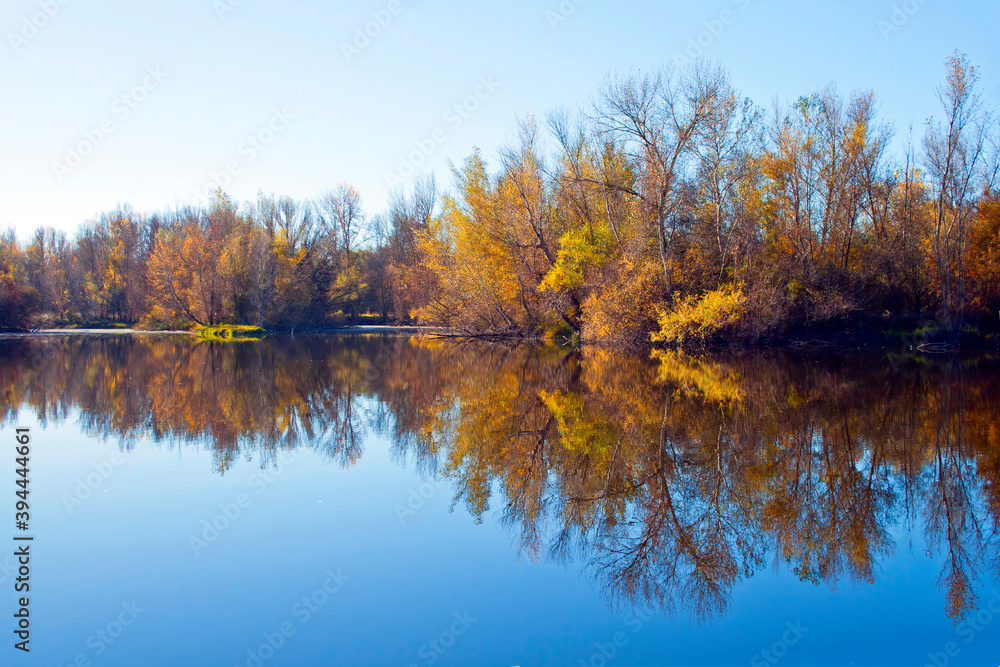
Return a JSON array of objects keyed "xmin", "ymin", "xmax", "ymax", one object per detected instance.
[{"xmin": 1, "ymin": 334, "xmax": 998, "ymax": 621}]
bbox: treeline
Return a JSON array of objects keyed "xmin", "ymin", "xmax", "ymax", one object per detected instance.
[
  {"xmin": 0, "ymin": 179, "xmax": 437, "ymax": 331},
  {"xmin": 416, "ymin": 51, "xmax": 1000, "ymax": 344},
  {"xmin": 2, "ymin": 52, "xmax": 999, "ymax": 343}
]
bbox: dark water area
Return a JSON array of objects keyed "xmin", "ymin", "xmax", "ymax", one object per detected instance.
[{"xmin": 1, "ymin": 334, "xmax": 999, "ymax": 666}]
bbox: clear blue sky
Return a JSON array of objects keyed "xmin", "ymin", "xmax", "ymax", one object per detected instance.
[{"xmin": 2, "ymin": 0, "xmax": 997, "ymax": 237}]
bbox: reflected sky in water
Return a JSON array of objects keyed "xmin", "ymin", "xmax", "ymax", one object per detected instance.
[{"xmin": 1, "ymin": 334, "xmax": 999, "ymax": 666}]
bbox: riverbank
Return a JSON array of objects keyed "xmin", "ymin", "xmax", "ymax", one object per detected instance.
[
  {"xmin": 0, "ymin": 325, "xmax": 450, "ymax": 337},
  {"xmin": 1, "ymin": 328, "xmax": 191, "ymax": 336},
  {"xmin": 2, "ymin": 322, "xmax": 996, "ymax": 354}
]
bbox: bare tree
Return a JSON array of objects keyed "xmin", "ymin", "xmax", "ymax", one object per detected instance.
[
  {"xmin": 275, "ymin": 196, "xmax": 315, "ymax": 254},
  {"xmin": 317, "ymin": 183, "xmax": 364, "ymax": 271},
  {"xmin": 593, "ymin": 61, "xmax": 727, "ymax": 291},
  {"xmin": 691, "ymin": 75, "xmax": 761, "ymax": 283},
  {"xmin": 924, "ymin": 51, "xmax": 991, "ymax": 333}
]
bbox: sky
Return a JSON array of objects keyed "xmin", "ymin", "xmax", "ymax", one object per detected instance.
[{"xmin": 2, "ymin": 0, "xmax": 998, "ymax": 238}]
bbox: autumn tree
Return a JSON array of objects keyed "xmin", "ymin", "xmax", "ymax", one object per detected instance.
[
  {"xmin": 317, "ymin": 183, "xmax": 366, "ymax": 316},
  {"xmin": 384, "ymin": 175, "xmax": 438, "ymax": 321},
  {"xmin": 148, "ymin": 193, "xmax": 239, "ymax": 325},
  {"xmin": 924, "ymin": 51, "xmax": 991, "ymax": 333},
  {"xmin": 0, "ymin": 230, "xmax": 37, "ymax": 329}
]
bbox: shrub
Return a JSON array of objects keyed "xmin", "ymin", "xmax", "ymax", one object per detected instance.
[
  {"xmin": 581, "ymin": 258, "xmax": 664, "ymax": 345},
  {"xmin": 651, "ymin": 284, "xmax": 747, "ymax": 346},
  {"xmin": 195, "ymin": 324, "xmax": 267, "ymax": 341},
  {"xmin": 0, "ymin": 275, "xmax": 38, "ymax": 330},
  {"xmin": 137, "ymin": 305, "xmax": 193, "ymax": 332}
]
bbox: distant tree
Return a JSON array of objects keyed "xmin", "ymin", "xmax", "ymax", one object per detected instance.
[{"xmin": 0, "ymin": 230, "xmax": 37, "ymax": 329}]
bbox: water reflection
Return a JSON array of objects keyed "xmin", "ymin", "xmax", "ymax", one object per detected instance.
[{"xmin": 2, "ymin": 334, "xmax": 998, "ymax": 623}]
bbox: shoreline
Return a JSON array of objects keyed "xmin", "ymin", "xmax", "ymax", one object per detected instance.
[
  {"xmin": 0, "ymin": 325, "xmax": 448, "ymax": 337},
  {"xmin": 1, "ymin": 326, "xmax": 996, "ymax": 354}
]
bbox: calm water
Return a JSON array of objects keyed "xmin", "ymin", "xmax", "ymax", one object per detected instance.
[{"xmin": 1, "ymin": 334, "xmax": 999, "ymax": 666}]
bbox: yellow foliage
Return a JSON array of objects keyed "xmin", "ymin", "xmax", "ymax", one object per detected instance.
[
  {"xmin": 540, "ymin": 225, "xmax": 616, "ymax": 293},
  {"xmin": 968, "ymin": 197, "xmax": 1000, "ymax": 314},
  {"xmin": 412, "ymin": 150, "xmax": 548, "ymax": 331},
  {"xmin": 581, "ymin": 257, "xmax": 663, "ymax": 343},
  {"xmin": 539, "ymin": 389, "xmax": 615, "ymax": 457},
  {"xmin": 651, "ymin": 349, "xmax": 746, "ymax": 406},
  {"xmin": 651, "ymin": 284, "xmax": 746, "ymax": 346}
]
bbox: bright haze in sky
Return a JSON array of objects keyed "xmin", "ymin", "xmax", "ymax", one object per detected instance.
[{"xmin": 2, "ymin": 0, "xmax": 997, "ymax": 238}]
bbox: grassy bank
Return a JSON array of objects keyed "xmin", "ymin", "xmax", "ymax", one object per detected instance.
[{"xmin": 195, "ymin": 324, "xmax": 267, "ymax": 341}]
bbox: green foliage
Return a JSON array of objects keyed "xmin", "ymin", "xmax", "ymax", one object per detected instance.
[{"xmin": 196, "ymin": 324, "xmax": 267, "ymax": 341}]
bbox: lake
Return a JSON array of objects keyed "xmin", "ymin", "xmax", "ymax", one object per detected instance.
[{"xmin": 1, "ymin": 334, "xmax": 999, "ymax": 666}]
